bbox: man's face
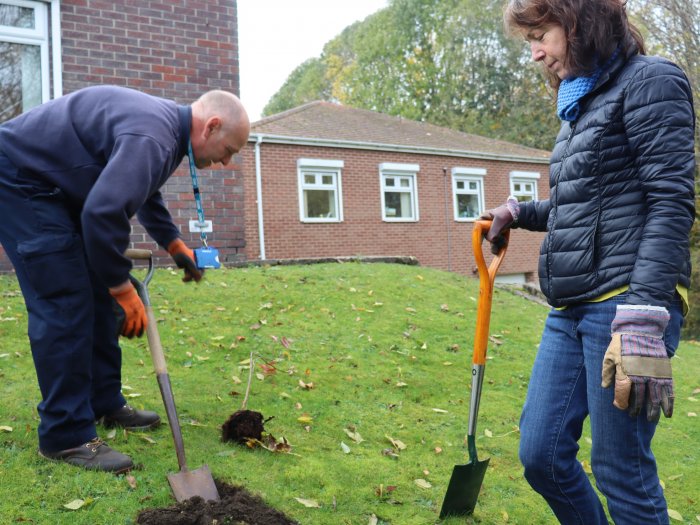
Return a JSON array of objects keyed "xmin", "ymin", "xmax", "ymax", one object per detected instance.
[{"xmin": 193, "ymin": 119, "xmax": 248, "ymax": 169}]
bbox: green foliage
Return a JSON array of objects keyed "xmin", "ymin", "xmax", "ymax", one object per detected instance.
[
  {"xmin": 263, "ymin": 0, "xmax": 560, "ymax": 150},
  {"xmin": 1, "ymin": 263, "xmax": 699, "ymax": 524},
  {"xmin": 262, "ymin": 58, "xmax": 330, "ymax": 117}
]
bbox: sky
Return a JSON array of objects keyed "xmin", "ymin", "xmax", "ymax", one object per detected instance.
[{"xmin": 238, "ymin": 0, "xmax": 389, "ymax": 122}]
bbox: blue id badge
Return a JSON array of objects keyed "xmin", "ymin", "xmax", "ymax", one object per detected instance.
[{"xmin": 194, "ymin": 247, "xmax": 221, "ymax": 269}]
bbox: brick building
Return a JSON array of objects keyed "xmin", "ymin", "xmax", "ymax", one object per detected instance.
[
  {"xmin": 0, "ymin": 0, "xmax": 244, "ymax": 271},
  {"xmin": 241, "ymin": 102, "xmax": 551, "ymax": 282}
]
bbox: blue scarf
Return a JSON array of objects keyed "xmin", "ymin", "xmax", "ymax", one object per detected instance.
[{"xmin": 557, "ymin": 47, "xmax": 621, "ymax": 121}]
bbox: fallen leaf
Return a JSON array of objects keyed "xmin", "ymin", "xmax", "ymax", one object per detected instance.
[
  {"xmin": 484, "ymin": 429, "xmax": 493, "ymax": 438},
  {"xmin": 692, "ymin": 388, "xmax": 700, "ymax": 395},
  {"xmin": 432, "ymin": 408, "xmax": 448, "ymax": 413},
  {"xmin": 381, "ymin": 448, "xmax": 399, "ymax": 459},
  {"xmin": 63, "ymin": 498, "xmax": 92, "ymax": 510},
  {"xmin": 687, "ymin": 397, "xmax": 698, "ymax": 402},
  {"xmin": 369, "ymin": 514, "xmax": 378, "ymax": 525},
  {"xmin": 580, "ymin": 460, "xmax": 592, "ymax": 474},
  {"xmin": 340, "ymin": 442, "xmax": 351, "ymax": 454},
  {"xmin": 231, "ymin": 375, "xmax": 242, "ymax": 384},
  {"xmin": 385, "ymin": 435, "xmax": 407, "ymax": 451},
  {"xmin": 668, "ymin": 509, "xmax": 683, "ymax": 521},
  {"xmin": 688, "ymin": 412, "xmax": 697, "ymax": 417},
  {"xmin": 299, "ymin": 380, "xmax": 315, "ymax": 390},
  {"xmin": 396, "ymin": 382, "xmax": 408, "ymax": 387},
  {"xmin": 414, "ymin": 478, "xmax": 432, "ymax": 489},
  {"xmin": 138, "ymin": 434, "xmax": 157, "ymax": 444},
  {"xmin": 0, "ymin": 426, "xmax": 13, "ymax": 432},
  {"xmin": 126, "ymin": 474, "xmax": 137, "ymax": 489},
  {"xmin": 344, "ymin": 428, "xmax": 364, "ymax": 444},
  {"xmin": 434, "ymin": 447, "xmax": 443, "ymax": 454},
  {"xmin": 106, "ymin": 429, "xmax": 117, "ymax": 440},
  {"xmin": 295, "ymin": 497, "xmax": 321, "ymax": 508},
  {"xmin": 502, "ymin": 510, "xmax": 510, "ymax": 522},
  {"xmin": 297, "ymin": 414, "xmax": 313, "ymax": 424}
]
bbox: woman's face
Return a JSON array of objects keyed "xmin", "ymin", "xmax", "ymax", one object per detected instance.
[{"xmin": 523, "ymin": 25, "xmax": 569, "ymax": 79}]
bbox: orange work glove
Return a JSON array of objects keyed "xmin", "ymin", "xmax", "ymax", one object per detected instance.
[
  {"xmin": 109, "ymin": 281, "xmax": 147, "ymax": 338},
  {"xmin": 167, "ymin": 238, "xmax": 203, "ymax": 283}
]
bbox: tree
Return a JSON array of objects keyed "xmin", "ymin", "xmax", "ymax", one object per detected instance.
[{"xmin": 262, "ymin": 0, "xmax": 559, "ymax": 150}]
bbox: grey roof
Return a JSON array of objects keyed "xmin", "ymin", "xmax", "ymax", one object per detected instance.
[{"xmin": 250, "ymin": 101, "xmax": 550, "ymax": 162}]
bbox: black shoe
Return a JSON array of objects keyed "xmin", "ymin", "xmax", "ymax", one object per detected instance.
[
  {"xmin": 102, "ymin": 404, "xmax": 161, "ymax": 431},
  {"xmin": 39, "ymin": 437, "xmax": 133, "ymax": 473}
]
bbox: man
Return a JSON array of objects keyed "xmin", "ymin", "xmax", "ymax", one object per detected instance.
[{"xmin": 0, "ymin": 86, "xmax": 250, "ymax": 473}]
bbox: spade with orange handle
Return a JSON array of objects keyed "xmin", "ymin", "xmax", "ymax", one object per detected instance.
[{"xmin": 439, "ymin": 220, "xmax": 509, "ymax": 518}]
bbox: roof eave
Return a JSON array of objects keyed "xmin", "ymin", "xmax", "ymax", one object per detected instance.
[{"xmin": 248, "ymin": 133, "xmax": 550, "ymax": 164}]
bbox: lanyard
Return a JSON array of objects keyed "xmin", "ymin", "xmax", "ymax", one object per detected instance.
[{"xmin": 187, "ymin": 140, "xmax": 208, "ymax": 247}]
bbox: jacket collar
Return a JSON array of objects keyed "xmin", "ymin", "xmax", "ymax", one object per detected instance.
[{"xmin": 177, "ymin": 105, "xmax": 192, "ymax": 159}]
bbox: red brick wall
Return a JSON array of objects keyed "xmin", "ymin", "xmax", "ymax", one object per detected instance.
[
  {"xmin": 0, "ymin": 0, "xmax": 243, "ymax": 272},
  {"xmin": 240, "ymin": 142, "xmax": 549, "ymax": 280}
]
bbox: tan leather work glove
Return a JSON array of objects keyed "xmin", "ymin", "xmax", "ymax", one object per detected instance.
[{"xmin": 601, "ymin": 305, "xmax": 672, "ymax": 423}]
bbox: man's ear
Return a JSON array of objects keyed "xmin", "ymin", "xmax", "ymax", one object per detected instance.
[{"xmin": 204, "ymin": 116, "xmax": 222, "ymax": 138}]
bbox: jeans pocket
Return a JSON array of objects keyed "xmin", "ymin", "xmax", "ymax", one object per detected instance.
[{"xmin": 17, "ymin": 233, "xmax": 90, "ymax": 300}]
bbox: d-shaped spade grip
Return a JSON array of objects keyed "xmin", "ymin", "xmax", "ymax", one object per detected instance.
[{"xmin": 471, "ymin": 220, "xmax": 509, "ymax": 367}]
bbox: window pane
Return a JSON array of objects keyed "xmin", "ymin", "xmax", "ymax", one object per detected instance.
[
  {"xmin": 0, "ymin": 4, "xmax": 35, "ymax": 29},
  {"xmin": 516, "ymin": 194, "xmax": 533, "ymax": 202},
  {"xmin": 456, "ymin": 181, "xmax": 464, "ymax": 190},
  {"xmin": 469, "ymin": 181, "xmax": 477, "ymax": 190},
  {"xmin": 385, "ymin": 177, "xmax": 395, "ymax": 187},
  {"xmin": 385, "ymin": 191, "xmax": 412, "ymax": 218},
  {"xmin": 400, "ymin": 178, "xmax": 410, "ymax": 188},
  {"xmin": 321, "ymin": 174, "xmax": 333, "ymax": 185},
  {"xmin": 305, "ymin": 189, "xmax": 336, "ymax": 218},
  {"xmin": 304, "ymin": 174, "xmax": 315, "ymax": 184},
  {"xmin": 0, "ymin": 42, "xmax": 41, "ymax": 123},
  {"xmin": 457, "ymin": 194, "xmax": 479, "ymax": 218}
]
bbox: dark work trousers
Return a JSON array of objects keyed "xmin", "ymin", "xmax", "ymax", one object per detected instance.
[{"xmin": 0, "ymin": 151, "xmax": 126, "ymax": 453}]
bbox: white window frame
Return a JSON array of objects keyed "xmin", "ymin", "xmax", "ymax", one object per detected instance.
[
  {"xmin": 297, "ymin": 158, "xmax": 344, "ymax": 223},
  {"xmin": 379, "ymin": 162, "xmax": 419, "ymax": 222},
  {"xmin": 510, "ymin": 170, "xmax": 540, "ymax": 202},
  {"xmin": 452, "ymin": 167, "xmax": 486, "ymax": 221},
  {"xmin": 0, "ymin": 0, "xmax": 54, "ymax": 120}
]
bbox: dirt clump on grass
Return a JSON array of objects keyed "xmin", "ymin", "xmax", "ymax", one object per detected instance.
[
  {"xmin": 136, "ymin": 479, "xmax": 298, "ymax": 525},
  {"xmin": 221, "ymin": 409, "xmax": 265, "ymax": 444}
]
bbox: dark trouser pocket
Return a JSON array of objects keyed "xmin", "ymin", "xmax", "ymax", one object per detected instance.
[{"xmin": 17, "ymin": 233, "xmax": 90, "ymax": 299}]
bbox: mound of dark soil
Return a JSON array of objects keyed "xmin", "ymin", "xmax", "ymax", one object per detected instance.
[
  {"xmin": 221, "ymin": 409, "xmax": 265, "ymax": 444},
  {"xmin": 136, "ymin": 480, "xmax": 298, "ymax": 525}
]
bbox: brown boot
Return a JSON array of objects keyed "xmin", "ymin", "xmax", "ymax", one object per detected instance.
[
  {"xmin": 39, "ymin": 437, "xmax": 133, "ymax": 473},
  {"xmin": 102, "ymin": 404, "xmax": 161, "ymax": 431}
]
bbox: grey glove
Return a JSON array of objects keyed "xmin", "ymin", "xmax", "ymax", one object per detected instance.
[
  {"xmin": 601, "ymin": 305, "xmax": 673, "ymax": 423},
  {"xmin": 479, "ymin": 196, "xmax": 520, "ymax": 255}
]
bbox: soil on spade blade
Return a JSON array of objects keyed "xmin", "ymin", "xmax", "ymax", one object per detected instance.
[{"xmin": 136, "ymin": 480, "xmax": 299, "ymax": 525}]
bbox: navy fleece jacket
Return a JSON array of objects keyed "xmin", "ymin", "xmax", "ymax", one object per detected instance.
[{"xmin": 0, "ymin": 85, "xmax": 190, "ymax": 287}]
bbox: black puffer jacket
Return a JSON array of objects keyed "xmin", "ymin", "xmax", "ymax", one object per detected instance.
[{"xmin": 517, "ymin": 46, "xmax": 695, "ymax": 309}]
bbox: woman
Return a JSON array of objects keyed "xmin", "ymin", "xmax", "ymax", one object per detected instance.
[{"xmin": 482, "ymin": 0, "xmax": 695, "ymax": 523}]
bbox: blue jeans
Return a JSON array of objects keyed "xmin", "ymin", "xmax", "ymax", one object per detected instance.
[
  {"xmin": 519, "ymin": 293, "xmax": 683, "ymax": 525},
  {"xmin": 0, "ymin": 151, "xmax": 126, "ymax": 452}
]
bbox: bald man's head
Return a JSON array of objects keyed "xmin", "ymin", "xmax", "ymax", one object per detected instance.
[{"xmin": 190, "ymin": 90, "xmax": 250, "ymax": 169}]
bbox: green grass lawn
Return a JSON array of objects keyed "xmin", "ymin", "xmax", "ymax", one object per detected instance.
[{"xmin": 1, "ymin": 262, "xmax": 698, "ymax": 524}]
